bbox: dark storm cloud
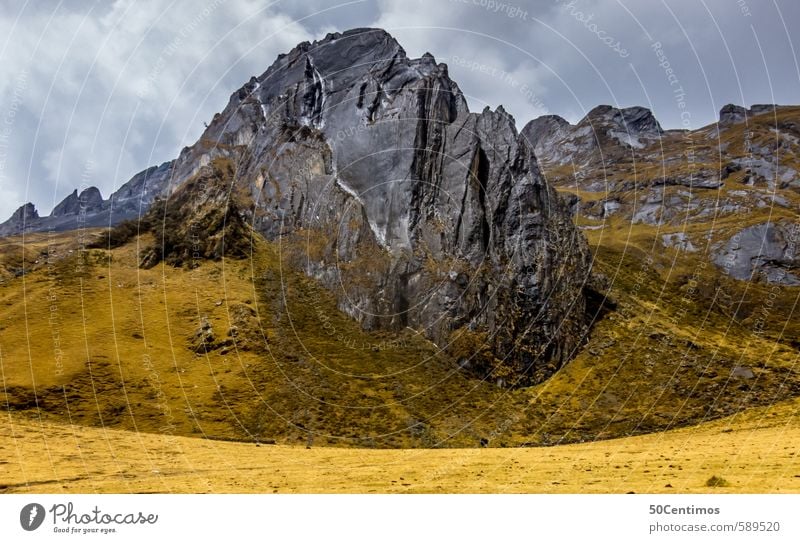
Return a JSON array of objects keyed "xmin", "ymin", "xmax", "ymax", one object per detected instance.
[{"xmin": 0, "ymin": 0, "xmax": 797, "ymax": 220}]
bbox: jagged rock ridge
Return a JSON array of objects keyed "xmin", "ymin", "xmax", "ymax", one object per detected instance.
[
  {"xmin": 0, "ymin": 161, "xmax": 174, "ymax": 237},
  {"xmin": 0, "ymin": 203, "xmax": 39, "ymax": 236},
  {"xmin": 718, "ymin": 103, "xmax": 795, "ymax": 126}
]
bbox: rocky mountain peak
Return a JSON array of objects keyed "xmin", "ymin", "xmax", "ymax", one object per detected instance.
[
  {"xmin": 581, "ymin": 105, "xmax": 662, "ymax": 135},
  {"xmin": 520, "ymin": 114, "xmax": 571, "ymax": 151},
  {"xmin": 154, "ymin": 27, "xmax": 594, "ymax": 386},
  {"xmin": 0, "ymin": 28, "xmax": 595, "ymax": 386},
  {"xmin": 252, "ymin": 27, "xmax": 409, "ymax": 104},
  {"xmin": 619, "ymin": 106, "xmax": 663, "ymax": 134},
  {"xmin": 583, "ymin": 104, "xmax": 615, "ymax": 119},
  {"xmin": 79, "ymin": 186, "xmax": 104, "ymax": 208},
  {"xmin": 0, "ymin": 202, "xmax": 39, "ymax": 236},
  {"xmin": 50, "ymin": 189, "xmax": 79, "ymax": 217},
  {"xmin": 718, "ymin": 103, "xmax": 788, "ymax": 126},
  {"xmin": 50, "ymin": 186, "xmax": 104, "ymax": 217},
  {"xmin": 12, "ymin": 202, "xmax": 38, "ymax": 222},
  {"xmin": 310, "ymin": 27, "xmax": 405, "ymax": 57},
  {"xmin": 0, "ymin": 160, "xmax": 174, "ymax": 236},
  {"xmin": 523, "ymin": 105, "xmax": 664, "ymax": 165}
]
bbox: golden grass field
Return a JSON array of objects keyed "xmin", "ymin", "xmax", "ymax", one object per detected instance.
[{"xmin": 2, "ymin": 396, "xmax": 799, "ymax": 493}]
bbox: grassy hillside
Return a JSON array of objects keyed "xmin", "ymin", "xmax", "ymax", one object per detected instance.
[
  {"xmin": 0, "ymin": 228, "xmax": 520, "ymax": 447},
  {"xmin": 517, "ymin": 241, "xmax": 799, "ymax": 443},
  {"xmin": 1, "ymin": 222, "xmax": 797, "ymax": 449}
]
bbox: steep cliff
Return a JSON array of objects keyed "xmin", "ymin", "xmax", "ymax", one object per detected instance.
[{"xmin": 154, "ymin": 28, "xmax": 593, "ymax": 385}]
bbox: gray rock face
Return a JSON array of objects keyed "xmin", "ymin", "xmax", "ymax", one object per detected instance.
[
  {"xmin": 632, "ymin": 188, "xmax": 665, "ymax": 225},
  {"xmin": 596, "ymin": 105, "xmax": 663, "ymax": 149},
  {"xmin": 166, "ymin": 28, "xmax": 592, "ymax": 384},
  {"xmin": 713, "ymin": 222, "xmax": 800, "ymax": 285},
  {"xmin": 662, "ymin": 232, "xmax": 697, "ymax": 253},
  {"xmin": 0, "ymin": 160, "xmax": 174, "ymax": 236},
  {"xmin": 719, "ymin": 104, "xmax": 748, "ymax": 125},
  {"xmin": 612, "ymin": 105, "xmax": 663, "ymax": 135},
  {"xmin": 528, "ymin": 101, "xmax": 800, "ymax": 234},
  {"xmin": 50, "ymin": 190, "xmax": 81, "ymax": 217},
  {"xmin": 520, "ymin": 114, "xmax": 571, "ymax": 157},
  {"xmin": 578, "ymin": 198, "xmax": 620, "ymax": 220},
  {"xmin": 51, "ymin": 187, "xmax": 104, "ymax": 217},
  {"xmin": 105, "ymin": 160, "xmax": 175, "ymax": 218},
  {"xmin": 0, "ymin": 203, "xmax": 39, "ymax": 236},
  {"xmin": 654, "ymin": 170, "xmax": 723, "ymax": 189},
  {"xmin": 80, "ymin": 186, "xmax": 104, "ymax": 209},
  {"xmin": 718, "ymin": 103, "xmax": 791, "ymax": 126},
  {"xmin": 521, "ymin": 105, "xmax": 663, "ymax": 166}
]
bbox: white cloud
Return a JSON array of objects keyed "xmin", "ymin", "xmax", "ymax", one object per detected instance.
[
  {"xmin": 0, "ymin": 0, "xmax": 312, "ymax": 218},
  {"xmin": 370, "ymin": 0, "xmax": 556, "ymax": 121}
]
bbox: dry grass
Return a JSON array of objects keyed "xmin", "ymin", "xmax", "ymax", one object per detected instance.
[
  {"xmin": 2, "ymin": 397, "xmax": 799, "ymax": 493},
  {"xmin": 0, "ymin": 230, "xmax": 518, "ymax": 448}
]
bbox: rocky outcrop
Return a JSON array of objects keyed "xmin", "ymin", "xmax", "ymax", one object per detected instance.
[
  {"xmin": 107, "ymin": 160, "xmax": 175, "ymax": 218},
  {"xmin": 80, "ymin": 186, "xmax": 104, "ymax": 209},
  {"xmin": 50, "ymin": 190, "xmax": 81, "ymax": 217},
  {"xmin": 718, "ymin": 103, "xmax": 792, "ymax": 126},
  {"xmin": 713, "ymin": 221, "xmax": 799, "ymax": 285},
  {"xmin": 51, "ymin": 187, "xmax": 104, "ymax": 217},
  {"xmin": 156, "ymin": 28, "xmax": 592, "ymax": 385},
  {"xmin": 530, "ymin": 100, "xmax": 800, "ymax": 253},
  {"xmin": 719, "ymin": 104, "xmax": 748, "ymax": 125},
  {"xmin": 132, "ymin": 158, "xmax": 251, "ymax": 269},
  {"xmin": 521, "ymin": 105, "xmax": 663, "ymax": 167},
  {"xmin": 662, "ymin": 232, "xmax": 697, "ymax": 253},
  {"xmin": 0, "ymin": 203, "xmax": 39, "ymax": 236},
  {"xmin": 583, "ymin": 105, "xmax": 663, "ymax": 150},
  {"xmin": 520, "ymin": 114, "xmax": 571, "ymax": 157},
  {"xmin": 606, "ymin": 105, "xmax": 663, "ymax": 135}
]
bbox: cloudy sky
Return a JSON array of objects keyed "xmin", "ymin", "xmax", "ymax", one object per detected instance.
[{"xmin": 0, "ymin": 0, "xmax": 797, "ymax": 219}]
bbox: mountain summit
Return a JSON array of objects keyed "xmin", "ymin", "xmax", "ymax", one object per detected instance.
[{"xmin": 159, "ymin": 27, "xmax": 592, "ymax": 385}]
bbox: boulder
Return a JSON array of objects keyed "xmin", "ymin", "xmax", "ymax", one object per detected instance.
[{"xmin": 713, "ymin": 221, "xmax": 800, "ymax": 285}]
